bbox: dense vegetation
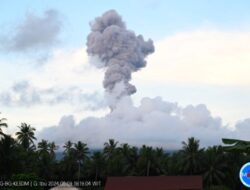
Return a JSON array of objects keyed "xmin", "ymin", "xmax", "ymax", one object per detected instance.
[{"xmin": 0, "ymin": 114, "xmax": 249, "ymax": 190}]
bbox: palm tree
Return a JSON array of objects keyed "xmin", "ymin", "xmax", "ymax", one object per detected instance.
[
  {"xmin": 38, "ymin": 139, "xmax": 50, "ymax": 155},
  {"xmin": 129, "ymin": 146, "xmax": 139, "ymax": 174},
  {"xmin": 15, "ymin": 123, "xmax": 36, "ymax": 150},
  {"xmin": 119, "ymin": 143, "xmax": 131, "ymax": 159},
  {"xmin": 119, "ymin": 143, "xmax": 132, "ymax": 173},
  {"xmin": 203, "ymin": 146, "xmax": 227, "ymax": 188},
  {"xmin": 63, "ymin": 140, "xmax": 73, "ymax": 156},
  {"xmin": 104, "ymin": 139, "xmax": 118, "ymax": 158},
  {"xmin": 37, "ymin": 139, "xmax": 52, "ymax": 180},
  {"xmin": 118, "ymin": 144, "xmax": 138, "ymax": 175},
  {"xmin": 0, "ymin": 113, "xmax": 8, "ymax": 137},
  {"xmin": 49, "ymin": 142, "xmax": 58, "ymax": 160},
  {"xmin": 178, "ymin": 137, "xmax": 204, "ymax": 174},
  {"xmin": 104, "ymin": 139, "xmax": 126, "ymax": 176},
  {"xmin": 138, "ymin": 145, "xmax": 156, "ymax": 176},
  {"xmin": 168, "ymin": 151, "xmax": 182, "ymax": 175},
  {"xmin": 62, "ymin": 141, "xmax": 76, "ymax": 180},
  {"xmin": 154, "ymin": 147, "xmax": 168, "ymax": 175},
  {"xmin": 0, "ymin": 135, "xmax": 18, "ymax": 178},
  {"xmin": 73, "ymin": 141, "xmax": 89, "ymax": 180},
  {"xmin": 89, "ymin": 151, "xmax": 106, "ymax": 180}
]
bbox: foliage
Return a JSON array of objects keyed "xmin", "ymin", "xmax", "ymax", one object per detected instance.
[
  {"xmin": 222, "ymin": 138, "xmax": 250, "ymax": 154},
  {"xmin": 16, "ymin": 123, "xmax": 36, "ymax": 150},
  {"xmin": 0, "ymin": 112, "xmax": 8, "ymax": 136}
]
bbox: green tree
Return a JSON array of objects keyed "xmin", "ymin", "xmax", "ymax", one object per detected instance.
[
  {"xmin": 62, "ymin": 141, "xmax": 77, "ymax": 180},
  {"xmin": 178, "ymin": 137, "xmax": 204, "ymax": 174},
  {"xmin": 73, "ymin": 141, "xmax": 89, "ymax": 180},
  {"xmin": 87, "ymin": 151, "xmax": 106, "ymax": 180},
  {"xmin": 104, "ymin": 139, "xmax": 118, "ymax": 158},
  {"xmin": 168, "ymin": 151, "xmax": 182, "ymax": 175},
  {"xmin": 118, "ymin": 144, "xmax": 138, "ymax": 175},
  {"xmin": 154, "ymin": 147, "xmax": 168, "ymax": 175},
  {"xmin": 103, "ymin": 139, "xmax": 124, "ymax": 176},
  {"xmin": 203, "ymin": 146, "xmax": 227, "ymax": 187},
  {"xmin": 16, "ymin": 123, "xmax": 36, "ymax": 150},
  {"xmin": 63, "ymin": 140, "xmax": 74, "ymax": 156},
  {"xmin": 38, "ymin": 139, "xmax": 50, "ymax": 155},
  {"xmin": 0, "ymin": 113, "xmax": 8, "ymax": 137},
  {"xmin": 0, "ymin": 135, "xmax": 19, "ymax": 179},
  {"xmin": 49, "ymin": 141, "xmax": 58, "ymax": 160},
  {"xmin": 137, "ymin": 145, "xmax": 156, "ymax": 176},
  {"xmin": 37, "ymin": 140, "xmax": 52, "ymax": 180}
]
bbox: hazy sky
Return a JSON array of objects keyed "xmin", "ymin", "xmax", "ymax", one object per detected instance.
[{"xmin": 1, "ymin": 0, "xmax": 250, "ymax": 147}]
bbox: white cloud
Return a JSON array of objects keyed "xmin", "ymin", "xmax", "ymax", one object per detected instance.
[
  {"xmin": 0, "ymin": 47, "xmax": 106, "ymax": 109},
  {"xmin": 135, "ymin": 28, "xmax": 250, "ymax": 86},
  {"xmin": 0, "ymin": 80, "xmax": 106, "ymax": 111},
  {"xmin": 1, "ymin": 9, "xmax": 62, "ymax": 52},
  {"xmin": 38, "ymin": 97, "xmax": 234, "ymax": 149},
  {"xmin": 0, "ymin": 47, "xmax": 108, "ymax": 132},
  {"xmin": 234, "ymin": 118, "xmax": 250, "ymax": 140},
  {"xmin": 27, "ymin": 48, "xmax": 103, "ymax": 89}
]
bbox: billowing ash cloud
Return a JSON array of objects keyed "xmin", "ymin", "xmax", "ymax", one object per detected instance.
[
  {"xmin": 38, "ymin": 97, "xmax": 236, "ymax": 149},
  {"xmin": 0, "ymin": 81, "xmax": 105, "ymax": 110},
  {"xmin": 86, "ymin": 10, "xmax": 154, "ymax": 100},
  {"xmin": 1, "ymin": 9, "xmax": 62, "ymax": 52}
]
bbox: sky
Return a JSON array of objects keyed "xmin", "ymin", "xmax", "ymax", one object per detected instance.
[{"xmin": 1, "ymin": 0, "xmax": 250, "ymax": 148}]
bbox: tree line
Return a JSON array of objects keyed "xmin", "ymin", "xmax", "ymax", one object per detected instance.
[{"xmin": 0, "ymin": 113, "xmax": 249, "ymax": 190}]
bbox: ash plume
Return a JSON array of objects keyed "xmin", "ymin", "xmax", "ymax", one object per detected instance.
[
  {"xmin": 86, "ymin": 10, "xmax": 154, "ymax": 100},
  {"xmin": 38, "ymin": 10, "xmax": 245, "ymax": 149}
]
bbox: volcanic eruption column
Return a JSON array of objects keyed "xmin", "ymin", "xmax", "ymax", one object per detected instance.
[{"xmin": 86, "ymin": 10, "xmax": 155, "ymax": 107}]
